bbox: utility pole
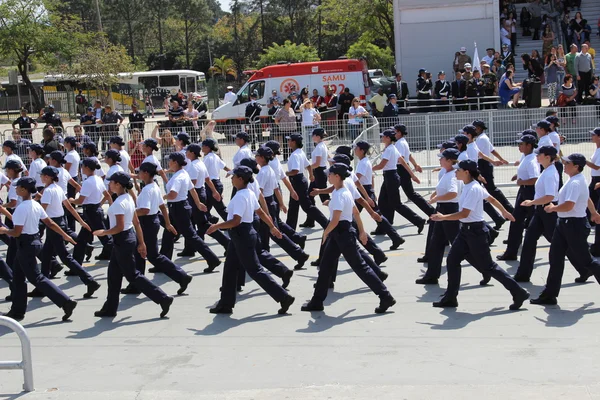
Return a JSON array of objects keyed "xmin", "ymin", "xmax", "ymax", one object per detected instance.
[{"xmin": 95, "ymin": 0, "xmax": 103, "ymax": 32}]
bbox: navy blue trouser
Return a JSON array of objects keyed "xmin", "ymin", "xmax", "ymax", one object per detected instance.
[
  {"xmin": 286, "ymin": 174, "xmax": 329, "ymax": 230},
  {"xmin": 66, "ymin": 177, "xmax": 78, "ymax": 232},
  {"xmin": 184, "ymin": 187, "xmax": 230, "ymax": 252},
  {"xmin": 479, "ymin": 159, "xmax": 514, "ymax": 213},
  {"xmin": 205, "ymin": 179, "xmax": 228, "ymax": 221},
  {"xmin": 73, "ymin": 204, "xmax": 113, "ymax": 265},
  {"xmin": 101, "ymin": 228, "xmax": 170, "ymax": 313},
  {"xmin": 260, "ymin": 195, "xmax": 305, "ymax": 260},
  {"xmin": 504, "ymin": 185, "xmax": 535, "ymax": 257},
  {"xmin": 160, "ymin": 200, "xmax": 220, "ymax": 267},
  {"xmin": 397, "ymin": 165, "xmax": 435, "ymax": 216},
  {"xmin": 589, "ymin": 176, "xmax": 600, "ymax": 252},
  {"xmin": 445, "ymin": 222, "xmax": 525, "ymax": 299},
  {"xmin": 11, "ymin": 234, "xmax": 70, "ymax": 316},
  {"xmin": 545, "ymin": 217, "xmax": 600, "ymax": 298},
  {"xmin": 311, "ymin": 221, "xmax": 392, "ymax": 304},
  {"xmin": 362, "ymin": 184, "xmax": 403, "ymax": 244},
  {"xmin": 304, "ymin": 166, "xmax": 330, "ymax": 225},
  {"xmin": 273, "ymin": 191, "xmax": 304, "ymax": 244},
  {"xmin": 423, "ymin": 203, "xmax": 460, "ymax": 279},
  {"xmin": 135, "ymin": 214, "xmax": 188, "ymax": 283},
  {"xmin": 379, "ymin": 170, "xmax": 424, "ymax": 228},
  {"xmin": 219, "ymin": 223, "xmax": 289, "ymax": 307}
]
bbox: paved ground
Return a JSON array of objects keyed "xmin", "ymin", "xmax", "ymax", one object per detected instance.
[{"xmin": 2, "ymin": 194, "xmax": 600, "ymax": 399}]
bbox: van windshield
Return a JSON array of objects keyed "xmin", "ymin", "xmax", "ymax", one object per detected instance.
[{"xmin": 237, "ymin": 80, "xmax": 266, "ymax": 104}]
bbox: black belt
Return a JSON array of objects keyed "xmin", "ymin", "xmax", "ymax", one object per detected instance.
[
  {"xmin": 383, "ymin": 170, "xmax": 397, "ymax": 175},
  {"xmin": 460, "ymin": 221, "xmax": 485, "ymax": 230},
  {"xmin": 315, "ymin": 167, "xmax": 326, "ymax": 171},
  {"xmin": 559, "ymin": 216, "xmax": 587, "ymax": 222},
  {"xmin": 167, "ymin": 200, "xmax": 187, "ymax": 207},
  {"xmin": 82, "ymin": 203, "xmax": 101, "ymax": 210}
]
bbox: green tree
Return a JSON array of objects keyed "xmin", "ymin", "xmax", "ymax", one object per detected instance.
[
  {"xmin": 256, "ymin": 40, "xmax": 319, "ymax": 68},
  {"xmin": 209, "ymin": 56, "xmax": 237, "ymax": 80},
  {"xmin": 347, "ymin": 39, "xmax": 394, "ymax": 74}
]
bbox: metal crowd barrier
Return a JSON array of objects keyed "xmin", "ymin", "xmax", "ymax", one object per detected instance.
[
  {"xmin": 0, "ymin": 316, "xmax": 34, "ymax": 392},
  {"xmin": 401, "ymin": 95, "xmax": 502, "ymax": 113}
]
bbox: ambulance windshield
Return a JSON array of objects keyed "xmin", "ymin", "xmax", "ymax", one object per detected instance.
[{"xmin": 237, "ymin": 80, "xmax": 266, "ymax": 104}]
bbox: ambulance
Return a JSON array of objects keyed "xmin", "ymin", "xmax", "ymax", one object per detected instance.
[{"xmin": 211, "ymin": 58, "xmax": 371, "ymax": 123}]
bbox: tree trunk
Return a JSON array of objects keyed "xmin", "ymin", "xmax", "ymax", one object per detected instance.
[
  {"xmin": 17, "ymin": 57, "xmax": 41, "ymax": 113},
  {"xmin": 259, "ymin": 0, "xmax": 265, "ymax": 49},
  {"xmin": 126, "ymin": 8, "xmax": 135, "ymax": 60},
  {"xmin": 156, "ymin": 1, "xmax": 164, "ymax": 55},
  {"xmin": 185, "ymin": 18, "xmax": 190, "ymax": 69}
]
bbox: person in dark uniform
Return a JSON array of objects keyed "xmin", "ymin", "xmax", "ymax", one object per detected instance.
[
  {"xmin": 40, "ymin": 105, "xmax": 64, "ymax": 132},
  {"xmin": 284, "ymin": 134, "xmax": 329, "ymax": 230},
  {"xmin": 465, "ymin": 69, "xmax": 484, "ymax": 110},
  {"xmin": 416, "ymin": 69, "xmax": 432, "ymax": 113},
  {"xmin": 1, "ymin": 177, "xmax": 78, "ymax": 322},
  {"xmin": 201, "ymin": 138, "xmax": 228, "ymax": 221},
  {"xmin": 382, "ymin": 94, "xmax": 400, "ymax": 118},
  {"xmin": 245, "ymin": 91, "xmax": 262, "ymax": 151},
  {"xmin": 75, "ymin": 90, "xmax": 87, "ymax": 115},
  {"xmin": 451, "ymin": 71, "xmax": 468, "ymax": 111},
  {"xmin": 497, "ymin": 134, "xmax": 540, "ymax": 261},
  {"xmin": 301, "ymin": 128, "xmax": 330, "ymax": 228},
  {"xmin": 434, "ymin": 71, "xmax": 451, "ymax": 112},
  {"xmin": 531, "ymin": 154, "xmax": 600, "ymax": 306},
  {"xmin": 12, "ymin": 108, "xmax": 37, "ymax": 140},
  {"xmin": 80, "ymin": 107, "xmax": 99, "ymax": 143},
  {"xmin": 301, "ymin": 163, "xmax": 396, "ymax": 313},
  {"xmin": 93, "ymin": 172, "xmax": 174, "ymax": 318},
  {"xmin": 207, "ymin": 166, "xmax": 296, "ymax": 315},
  {"xmin": 128, "ymin": 103, "xmax": 146, "ymax": 132},
  {"xmin": 390, "ymin": 73, "xmax": 410, "ymax": 108},
  {"xmin": 430, "ymin": 160, "xmax": 529, "ymax": 309}
]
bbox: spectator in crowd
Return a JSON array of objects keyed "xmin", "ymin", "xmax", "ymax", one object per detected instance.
[
  {"xmin": 347, "ymin": 97, "xmax": 369, "ymax": 139},
  {"xmin": 224, "ymin": 86, "xmax": 237, "ymax": 104},
  {"xmin": 499, "ymin": 69, "xmax": 522, "ymax": 107},
  {"xmin": 434, "ymin": 71, "xmax": 451, "ymax": 112},
  {"xmin": 531, "ymin": 49, "xmax": 543, "ymax": 68},
  {"xmin": 75, "ymin": 89, "xmax": 87, "ymax": 116},
  {"xmin": 482, "ymin": 64, "xmax": 499, "ymax": 108},
  {"xmin": 558, "ymin": 74, "xmax": 577, "ymax": 123},
  {"xmin": 542, "ymin": 25, "xmax": 555, "ymax": 58},
  {"xmin": 183, "ymin": 102, "xmax": 200, "ymax": 137},
  {"xmin": 466, "ymin": 69, "xmax": 484, "ymax": 110},
  {"xmin": 12, "ymin": 108, "xmax": 37, "ymax": 140},
  {"xmin": 41, "ymin": 126, "xmax": 61, "ymax": 155},
  {"xmin": 274, "ymin": 98, "xmax": 298, "ymax": 160},
  {"xmin": 566, "ymin": 44, "xmax": 579, "ymax": 77},
  {"xmin": 128, "ymin": 128, "xmax": 145, "ymax": 170},
  {"xmin": 416, "ymin": 69, "xmax": 433, "ymax": 113},
  {"xmin": 268, "ymin": 98, "xmax": 280, "ymax": 117},
  {"xmin": 310, "ymin": 89, "xmax": 324, "ymax": 109},
  {"xmin": 128, "ymin": 103, "xmax": 145, "ymax": 131},
  {"xmin": 482, "ymin": 48, "xmax": 495, "ymax": 67},
  {"xmin": 92, "ymin": 100, "xmax": 103, "ymax": 120},
  {"xmin": 299, "ymin": 88, "xmax": 310, "ymax": 107},
  {"xmin": 245, "ymin": 91, "xmax": 262, "ymax": 151},
  {"xmin": 338, "ymin": 87, "xmax": 354, "ymax": 119},
  {"xmin": 521, "ymin": 6, "xmax": 532, "ymax": 36},
  {"xmin": 521, "ymin": 53, "xmax": 544, "ymax": 105},
  {"xmin": 290, "ymin": 92, "xmax": 301, "ymax": 111},
  {"xmin": 556, "ymin": 45, "xmax": 567, "ymax": 89},
  {"xmin": 167, "ymin": 100, "xmax": 185, "ymax": 133},
  {"xmin": 98, "ymin": 104, "xmax": 123, "ymax": 150},
  {"xmin": 507, "ymin": 12, "xmax": 518, "ymax": 53},
  {"xmin": 10, "ymin": 129, "xmax": 32, "ymax": 166},
  {"xmin": 597, "ymin": 16, "xmax": 600, "ymax": 37},
  {"xmin": 144, "ymin": 95, "xmax": 154, "ymax": 118},
  {"xmin": 452, "ymin": 71, "xmax": 468, "ymax": 111},
  {"xmin": 151, "ymin": 125, "xmax": 176, "ymax": 171},
  {"xmin": 299, "ymin": 99, "xmax": 321, "ymax": 132},
  {"xmin": 322, "ymin": 87, "xmax": 338, "ymax": 112},
  {"xmin": 571, "ymin": 12, "xmax": 587, "ymax": 48},
  {"xmin": 575, "ymin": 43, "xmax": 594, "ymax": 103},
  {"xmin": 583, "ymin": 76, "xmax": 600, "ymax": 106},
  {"xmin": 494, "ymin": 59, "xmax": 506, "ymax": 79},
  {"xmin": 268, "ymin": 90, "xmax": 281, "ymax": 108},
  {"xmin": 73, "ymin": 125, "xmax": 92, "ymax": 149},
  {"xmin": 40, "ymin": 105, "xmax": 64, "ymax": 131},
  {"xmin": 368, "ymin": 87, "xmax": 387, "ymax": 117},
  {"xmin": 79, "ymin": 106, "xmax": 98, "ymax": 142},
  {"xmin": 501, "ymin": 44, "xmax": 515, "ymax": 68},
  {"xmin": 192, "ymin": 95, "xmax": 208, "ymax": 123},
  {"xmin": 390, "ymin": 73, "xmax": 409, "ymax": 107},
  {"xmin": 528, "ymin": 0, "xmax": 543, "ymax": 40},
  {"xmin": 584, "ymin": 40, "xmax": 596, "ymax": 69},
  {"xmin": 562, "ymin": 11, "xmax": 572, "ymax": 45},
  {"xmin": 546, "ymin": 54, "xmax": 561, "ymax": 106},
  {"xmin": 453, "ymin": 47, "xmax": 472, "ymax": 74},
  {"xmin": 382, "ymin": 94, "xmax": 400, "ymax": 117},
  {"xmin": 501, "ymin": 21, "xmax": 512, "ymax": 51}
]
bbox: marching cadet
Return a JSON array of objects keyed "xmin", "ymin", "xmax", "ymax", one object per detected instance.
[
  {"xmin": 136, "ymin": 138, "xmax": 168, "ymax": 185},
  {"xmin": 108, "ymin": 136, "xmax": 134, "ymax": 175},
  {"xmin": 64, "ymin": 137, "xmax": 81, "ymax": 231},
  {"xmin": 92, "ymin": 172, "xmax": 174, "ymax": 318},
  {"xmin": 201, "ymin": 138, "xmax": 229, "ymax": 221},
  {"xmin": 497, "ymin": 134, "xmax": 540, "ymax": 261},
  {"xmin": 588, "ymin": 128, "xmax": 600, "ymax": 256},
  {"xmin": 531, "ymin": 154, "xmax": 600, "ymax": 306},
  {"xmin": 284, "ymin": 134, "xmax": 329, "ymax": 230},
  {"xmin": 82, "ymin": 143, "xmax": 105, "ymax": 180},
  {"xmin": 103, "ymin": 150, "xmax": 124, "ymax": 192},
  {"xmin": 301, "ymin": 128, "xmax": 330, "ymax": 228},
  {"xmin": 545, "ymin": 116, "xmax": 564, "ymax": 187},
  {"xmin": 69, "ymin": 159, "xmax": 114, "ymax": 264},
  {"xmin": 372, "ymin": 129, "xmax": 425, "ymax": 234},
  {"xmin": 1, "ymin": 177, "xmax": 78, "ymax": 322},
  {"xmin": 3, "ymin": 139, "xmax": 27, "ymax": 171},
  {"xmin": 301, "ymin": 163, "xmax": 396, "ymax": 313},
  {"xmin": 131, "ymin": 162, "xmax": 193, "ymax": 296},
  {"xmin": 232, "ymin": 131, "xmax": 254, "ymax": 168},
  {"xmin": 159, "ymin": 153, "xmax": 221, "ymax": 273},
  {"xmin": 430, "ymin": 159, "xmax": 529, "ymax": 309},
  {"xmin": 27, "ymin": 144, "xmax": 47, "ymax": 192},
  {"xmin": 207, "ymin": 166, "xmax": 295, "ymax": 315},
  {"xmin": 434, "ymin": 71, "xmax": 451, "ymax": 112}
]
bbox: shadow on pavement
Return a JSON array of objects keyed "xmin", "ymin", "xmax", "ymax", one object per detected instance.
[
  {"xmin": 189, "ymin": 313, "xmax": 283, "ymax": 336},
  {"xmin": 66, "ymin": 316, "xmax": 162, "ymax": 339},
  {"xmin": 296, "ymin": 309, "xmax": 389, "ymax": 333},
  {"xmin": 418, "ymin": 307, "xmax": 515, "ymax": 330},
  {"xmin": 534, "ymin": 302, "xmax": 600, "ymax": 327}
]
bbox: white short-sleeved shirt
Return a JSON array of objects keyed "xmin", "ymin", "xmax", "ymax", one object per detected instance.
[
  {"xmin": 227, "ymin": 188, "xmax": 259, "ymax": 223},
  {"xmin": 165, "ymin": 169, "xmax": 193, "ymax": 202},
  {"xmin": 256, "ymin": 165, "xmax": 277, "ymax": 197},
  {"xmin": 186, "ymin": 159, "xmax": 209, "ymax": 189},
  {"xmin": 58, "ymin": 167, "xmax": 71, "ymax": 194},
  {"xmin": 548, "ymin": 131, "xmax": 561, "ymax": 153},
  {"xmin": 6, "ymin": 154, "xmax": 25, "ymax": 170},
  {"xmin": 537, "ymin": 135, "xmax": 553, "ymax": 148},
  {"xmin": 465, "ymin": 142, "xmax": 480, "ymax": 161},
  {"xmin": 558, "ymin": 173, "xmax": 588, "ymax": 218},
  {"xmin": 288, "ymin": 149, "xmax": 310, "ymax": 173},
  {"xmin": 7, "ymin": 178, "xmax": 21, "ymax": 206},
  {"xmin": 108, "ymin": 193, "xmax": 135, "ymax": 230},
  {"xmin": 329, "ymin": 186, "xmax": 354, "ymax": 222},
  {"xmin": 85, "ymin": 156, "xmax": 105, "ymax": 178},
  {"xmin": 79, "ymin": 174, "xmax": 105, "ymax": 205},
  {"xmin": 344, "ymin": 177, "xmax": 361, "ymax": 200},
  {"xmin": 517, "ymin": 153, "xmax": 540, "ymax": 180},
  {"xmin": 0, "ymin": 172, "xmax": 9, "ymax": 187},
  {"xmin": 436, "ymin": 169, "xmax": 460, "ymax": 203},
  {"xmin": 356, "ymin": 157, "xmax": 373, "ymax": 185},
  {"xmin": 269, "ymin": 158, "xmax": 286, "ymax": 181},
  {"xmin": 104, "ymin": 164, "xmax": 124, "ymax": 189},
  {"xmin": 65, "ymin": 150, "xmax": 80, "ymax": 178},
  {"xmin": 458, "ymin": 151, "xmax": 469, "ymax": 162},
  {"xmin": 118, "ymin": 150, "xmax": 131, "ymax": 173},
  {"xmin": 203, "ymin": 152, "xmax": 226, "ymax": 180},
  {"xmin": 249, "ymin": 179, "xmax": 261, "ymax": 199},
  {"xmin": 475, "ymin": 133, "xmax": 494, "ymax": 157},
  {"xmin": 312, "ymin": 142, "xmax": 328, "ymax": 168},
  {"xmin": 534, "ymin": 163, "xmax": 559, "ymax": 201},
  {"xmin": 142, "ymin": 154, "xmax": 162, "ymax": 171},
  {"xmin": 40, "ymin": 183, "xmax": 66, "ymax": 218},
  {"xmin": 591, "ymin": 148, "xmax": 600, "ymax": 177},
  {"xmin": 29, "ymin": 158, "xmax": 47, "ymax": 187},
  {"xmin": 232, "ymin": 145, "xmax": 253, "ymax": 168},
  {"xmin": 395, "ymin": 137, "xmax": 410, "ymax": 161},
  {"xmin": 13, "ymin": 199, "xmax": 47, "ymax": 234},
  {"xmin": 136, "ymin": 182, "xmax": 164, "ymax": 215},
  {"xmin": 381, "ymin": 144, "xmax": 400, "ymax": 171},
  {"xmin": 458, "ymin": 180, "xmax": 489, "ymax": 222}
]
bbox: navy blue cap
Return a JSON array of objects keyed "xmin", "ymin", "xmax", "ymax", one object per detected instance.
[
  {"xmin": 335, "ymin": 145, "xmax": 353, "ymax": 160},
  {"xmin": 454, "ymin": 134, "xmax": 469, "ymax": 145},
  {"xmin": 176, "ymin": 132, "xmax": 190, "ymax": 144},
  {"xmin": 461, "ymin": 125, "xmax": 477, "ymax": 136},
  {"xmin": 201, "ymin": 138, "xmax": 218, "ymax": 151},
  {"xmin": 472, "ymin": 120, "xmax": 487, "ymax": 130},
  {"xmin": 86, "ymin": 107, "xmax": 94, "ymax": 112},
  {"xmin": 234, "ymin": 131, "xmax": 250, "ymax": 142},
  {"xmin": 233, "ymin": 166, "xmax": 254, "ymax": 180},
  {"xmin": 109, "ymin": 136, "xmax": 125, "ymax": 146},
  {"xmin": 437, "ymin": 140, "xmax": 457, "ymax": 149},
  {"xmin": 28, "ymin": 144, "xmax": 44, "ymax": 154},
  {"xmin": 48, "ymin": 104, "xmax": 54, "ymax": 109},
  {"xmin": 454, "ymin": 159, "xmax": 479, "ymax": 172},
  {"xmin": 326, "ymin": 163, "xmax": 351, "ymax": 178},
  {"xmin": 168, "ymin": 152, "xmax": 187, "ymax": 166},
  {"xmin": 354, "ymin": 141, "xmax": 371, "ymax": 151},
  {"xmin": 328, "ymin": 154, "xmax": 352, "ymax": 169},
  {"xmin": 380, "ymin": 129, "xmax": 397, "ymax": 141},
  {"xmin": 139, "ymin": 162, "xmax": 158, "ymax": 175},
  {"xmin": 312, "ymin": 128, "xmax": 325, "ymax": 137},
  {"xmin": 83, "ymin": 142, "xmax": 98, "ymax": 153},
  {"xmin": 107, "ymin": 171, "xmax": 132, "ymax": 187},
  {"xmin": 419, "ymin": 68, "xmax": 426, "ymax": 73},
  {"xmin": 16, "ymin": 177, "xmax": 37, "ymax": 192},
  {"xmin": 562, "ymin": 153, "xmax": 586, "ymax": 167},
  {"xmin": 388, "ymin": 94, "xmax": 397, "ymax": 99},
  {"xmin": 546, "ymin": 116, "xmax": 560, "ymax": 127},
  {"xmin": 519, "ymin": 129, "xmax": 537, "ymax": 138},
  {"xmin": 264, "ymin": 140, "xmax": 281, "ymax": 155},
  {"xmin": 143, "ymin": 138, "xmax": 159, "ymax": 151},
  {"xmin": 64, "ymin": 136, "xmax": 77, "ymax": 146},
  {"xmin": 187, "ymin": 143, "xmax": 201, "ymax": 156},
  {"xmin": 49, "ymin": 150, "xmax": 66, "ymax": 164},
  {"xmin": 536, "ymin": 120, "xmax": 551, "ymax": 130},
  {"xmin": 286, "ymin": 134, "xmax": 303, "ymax": 143},
  {"xmin": 516, "ymin": 134, "xmax": 537, "ymax": 146},
  {"xmin": 81, "ymin": 158, "xmax": 101, "ymax": 171},
  {"xmin": 2, "ymin": 140, "xmax": 16, "ymax": 150},
  {"xmin": 105, "ymin": 149, "xmax": 122, "ymax": 162},
  {"xmin": 255, "ymin": 146, "xmax": 274, "ymax": 159},
  {"xmin": 4, "ymin": 160, "xmax": 22, "ymax": 170},
  {"xmin": 40, "ymin": 166, "xmax": 59, "ymax": 178},
  {"xmin": 535, "ymin": 145, "xmax": 558, "ymax": 157},
  {"xmin": 240, "ymin": 158, "xmax": 259, "ymax": 174},
  {"xmin": 394, "ymin": 124, "xmax": 407, "ymax": 135},
  {"xmin": 438, "ymin": 148, "xmax": 461, "ymax": 160},
  {"xmin": 590, "ymin": 128, "xmax": 600, "ymax": 136}
]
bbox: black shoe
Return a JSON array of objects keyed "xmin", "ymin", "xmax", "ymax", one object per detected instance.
[
  {"xmin": 299, "ymin": 222, "xmax": 315, "ymax": 228},
  {"xmin": 64, "ymin": 269, "xmax": 77, "ymax": 276},
  {"xmin": 177, "ymin": 251, "xmax": 196, "ymax": 257},
  {"xmin": 84, "ymin": 244, "xmax": 94, "ymax": 262},
  {"xmin": 209, "ymin": 216, "xmax": 219, "ymax": 224},
  {"xmin": 177, "ymin": 275, "xmax": 193, "ymax": 295},
  {"xmin": 4, "ymin": 295, "xmax": 12, "ymax": 302},
  {"xmin": 530, "ymin": 294, "xmax": 558, "ymax": 305},
  {"xmin": 390, "ymin": 237, "xmax": 405, "ymax": 250},
  {"xmin": 375, "ymin": 254, "xmax": 388, "ymax": 266},
  {"xmin": 297, "ymin": 235, "xmax": 307, "ymax": 250},
  {"xmin": 278, "ymin": 296, "xmax": 295, "ymax": 314},
  {"xmin": 513, "ymin": 273, "xmax": 531, "ymax": 283},
  {"xmin": 503, "ymin": 239, "xmax": 509, "ymax": 245},
  {"xmin": 148, "ymin": 267, "xmax": 164, "ymax": 274},
  {"xmin": 4, "ymin": 310, "xmax": 24, "ymax": 321},
  {"xmin": 50, "ymin": 264, "xmax": 64, "ymax": 279},
  {"xmin": 294, "ymin": 253, "xmax": 310, "ymax": 270},
  {"xmin": 62, "ymin": 299, "xmax": 77, "ymax": 322},
  {"xmin": 209, "ymin": 302, "xmax": 233, "ymax": 314},
  {"xmin": 433, "ymin": 296, "xmax": 458, "ymax": 308},
  {"xmin": 375, "ymin": 297, "xmax": 396, "ymax": 314},
  {"xmin": 480, "ymin": 275, "xmax": 491, "ymax": 286},
  {"xmin": 203, "ymin": 260, "xmax": 221, "ymax": 273},
  {"xmin": 95, "ymin": 253, "xmax": 111, "ymax": 261},
  {"xmin": 27, "ymin": 288, "xmax": 45, "ymax": 298},
  {"xmin": 489, "ymin": 228, "xmax": 499, "ymax": 244},
  {"xmin": 575, "ymin": 272, "xmax": 592, "ymax": 283},
  {"xmin": 120, "ymin": 285, "xmax": 141, "ymax": 295},
  {"xmin": 370, "ymin": 229, "xmax": 385, "ymax": 236},
  {"xmin": 282, "ymin": 270, "xmax": 293, "ymax": 289},
  {"xmin": 417, "ymin": 220, "xmax": 426, "ymax": 235},
  {"xmin": 83, "ymin": 281, "xmax": 101, "ymax": 299},
  {"xmin": 174, "ymin": 234, "xmax": 181, "ymax": 243},
  {"xmin": 160, "ymin": 296, "xmax": 174, "ymax": 318},
  {"xmin": 301, "ymin": 300, "xmax": 324, "ymax": 312},
  {"xmin": 497, "ymin": 253, "xmax": 517, "ymax": 261},
  {"xmin": 417, "ymin": 256, "xmax": 428, "ymax": 263},
  {"xmin": 415, "ymin": 277, "xmax": 439, "ymax": 285},
  {"xmin": 310, "ymin": 258, "xmax": 321, "ymax": 267},
  {"xmin": 493, "ymin": 220, "xmax": 505, "ymax": 231},
  {"xmin": 94, "ymin": 309, "xmax": 117, "ymax": 318},
  {"xmin": 509, "ymin": 290, "xmax": 530, "ymax": 310},
  {"xmin": 377, "ymin": 270, "xmax": 389, "ymax": 282}
]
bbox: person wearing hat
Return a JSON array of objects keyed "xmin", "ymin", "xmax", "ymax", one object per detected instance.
[
  {"xmin": 3, "ymin": 139, "xmax": 27, "ymax": 172},
  {"xmin": 301, "ymin": 163, "xmax": 396, "ymax": 313},
  {"xmin": 497, "ymin": 134, "xmax": 540, "ymax": 261},
  {"xmin": 462, "ymin": 63, "xmax": 473, "ymax": 81},
  {"xmin": 434, "ymin": 71, "xmax": 451, "ymax": 112},
  {"xmin": 245, "ymin": 91, "xmax": 262, "ymax": 151},
  {"xmin": 103, "ymin": 149, "xmax": 125, "ymax": 193},
  {"xmin": 284, "ymin": 134, "xmax": 329, "ymax": 230},
  {"xmin": 178, "ymin": 144, "xmax": 230, "ymax": 257},
  {"xmin": 430, "ymin": 160, "xmax": 529, "ymax": 309},
  {"xmin": 175, "ymin": 132, "xmax": 191, "ymax": 159},
  {"xmin": 416, "ymin": 69, "xmax": 432, "ymax": 113},
  {"xmin": 40, "ymin": 104, "xmax": 64, "ymax": 131},
  {"xmin": 69, "ymin": 158, "xmax": 114, "ymax": 263},
  {"xmin": 589, "ymin": 128, "xmax": 600, "ymax": 256},
  {"xmin": 109, "ymin": 136, "xmax": 133, "ymax": 176},
  {"xmin": 232, "ymin": 131, "xmax": 253, "ymax": 169},
  {"xmin": 12, "ymin": 108, "xmax": 37, "ymax": 140},
  {"xmin": 531, "ymin": 154, "xmax": 600, "ymax": 306},
  {"xmin": 131, "ymin": 163, "xmax": 194, "ymax": 295},
  {"xmin": 27, "ymin": 144, "xmax": 47, "ymax": 192},
  {"xmin": 268, "ymin": 90, "xmax": 281, "ymax": 108},
  {"xmin": 133, "ymin": 138, "xmax": 168, "ymax": 185},
  {"xmin": 98, "ymin": 105, "xmax": 124, "ymax": 150},
  {"xmin": 454, "ymin": 46, "xmax": 472, "ymax": 74},
  {"xmin": 0, "ymin": 177, "xmax": 78, "ymax": 322},
  {"xmin": 128, "ymin": 103, "xmax": 145, "ymax": 131},
  {"xmin": 201, "ymin": 138, "xmax": 229, "ymax": 221},
  {"xmin": 46, "ymin": 150, "xmax": 81, "ymax": 237},
  {"xmin": 91, "ymin": 172, "xmax": 174, "ymax": 318},
  {"xmin": 501, "ymin": 44, "xmax": 514, "ymax": 68},
  {"xmin": 80, "ymin": 106, "xmax": 100, "ymax": 143},
  {"xmin": 382, "ymin": 93, "xmax": 400, "ymax": 117},
  {"xmin": 207, "ymin": 166, "xmax": 296, "ymax": 315},
  {"xmin": 82, "ymin": 142, "xmax": 105, "ymax": 180},
  {"xmin": 545, "ymin": 116, "xmax": 564, "ymax": 187},
  {"xmin": 224, "ymin": 85, "xmax": 237, "ymax": 104},
  {"xmin": 159, "ymin": 152, "xmax": 221, "ymax": 273},
  {"xmin": 481, "ymin": 64, "xmax": 499, "ymax": 109},
  {"xmin": 4, "ymin": 160, "xmax": 24, "ymax": 227},
  {"xmin": 301, "ymin": 128, "xmax": 330, "ymax": 228}
]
